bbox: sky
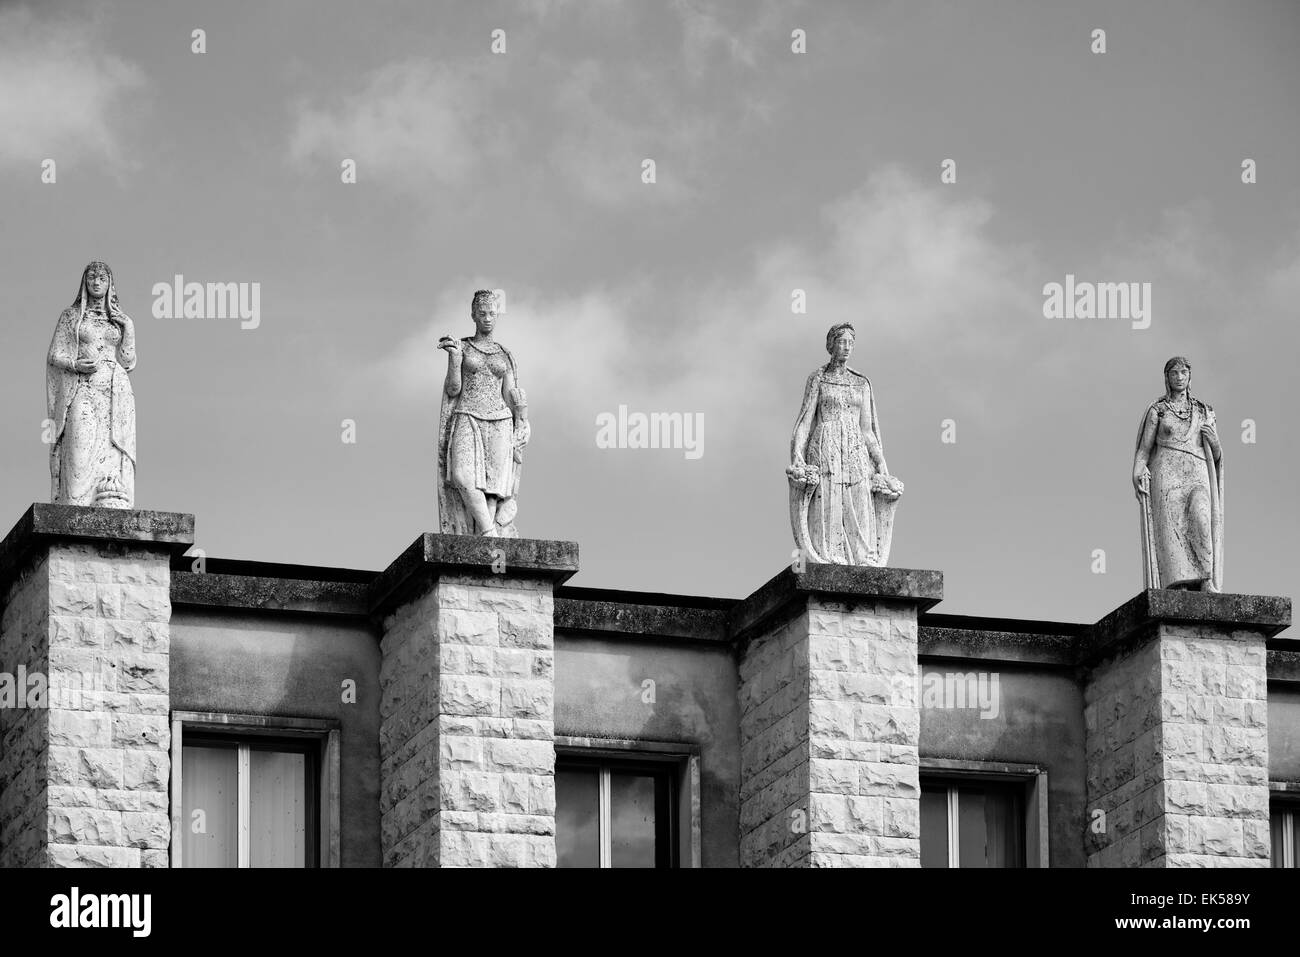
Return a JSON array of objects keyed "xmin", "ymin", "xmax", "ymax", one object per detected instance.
[{"xmin": 1, "ymin": 0, "xmax": 1297, "ymax": 622}]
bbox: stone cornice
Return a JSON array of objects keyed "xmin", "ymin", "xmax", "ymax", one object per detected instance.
[
  {"xmin": 1082, "ymin": 589, "xmax": 1293, "ymax": 668},
  {"xmin": 729, "ymin": 564, "xmax": 944, "ymax": 649},
  {"xmin": 369, "ymin": 533, "xmax": 579, "ymax": 618},
  {"xmin": 0, "ymin": 503, "xmax": 194, "ymax": 596}
]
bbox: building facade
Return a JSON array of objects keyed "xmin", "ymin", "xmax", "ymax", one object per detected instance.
[{"xmin": 0, "ymin": 504, "xmax": 1296, "ymax": 868}]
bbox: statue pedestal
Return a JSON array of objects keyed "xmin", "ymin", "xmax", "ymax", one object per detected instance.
[
  {"xmin": 371, "ymin": 533, "xmax": 577, "ymax": 867},
  {"xmin": 0, "ymin": 504, "xmax": 192, "ymax": 867},
  {"xmin": 1083, "ymin": 589, "xmax": 1290, "ymax": 866},
  {"xmin": 732, "ymin": 563, "xmax": 942, "ymax": 867}
]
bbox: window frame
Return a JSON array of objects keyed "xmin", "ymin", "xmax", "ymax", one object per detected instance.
[
  {"xmin": 1268, "ymin": 781, "xmax": 1300, "ymax": 868},
  {"xmin": 170, "ymin": 711, "xmax": 341, "ymax": 868},
  {"xmin": 554, "ymin": 736, "xmax": 702, "ymax": 868},
  {"xmin": 920, "ymin": 758, "xmax": 1050, "ymax": 868}
]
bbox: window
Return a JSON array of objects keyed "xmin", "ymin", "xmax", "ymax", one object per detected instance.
[
  {"xmin": 919, "ymin": 760, "xmax": 1048, "ymax": 868},
  {"xmin": 553, "ymin": 738, "xmax": 700, "ymax": 868},
  {"xmin": 1272, "ymin": 802, "xmax": 1299, "ymax": 868},
  {"xmin": 182, "ymin": 737, "xmax": 317, "ymax": 867},
  {"xmin": 556, "ymin": 758, "xmax": 676, "ymax": 867},
  {"xmin": 921, "ymin": 780, "xmax": 1024, "ymax": 868},
  {"xmin": 171, "ymin": 712, "xmax": 340, "ymax": 868}
]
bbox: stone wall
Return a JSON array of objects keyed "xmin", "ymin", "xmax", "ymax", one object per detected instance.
[
  {"xmin": 738, "ymin": 613, "xmax": 810, "ymax": 866},
  {"xmin": 1084, "ymin": 638, "xmax": 1163, "ymax": 866},
  {"xmin": 0, "ymin": 555, "xmax": 50, "ymax": 867},
  {"xmin": 739, "ymin": 596, "xmax": 922, "ymax": 867},
  {"xmin": 379, "ymin": 573, "xmax": 556, "ymax": 867},
  {"xmin": 0, "ymin": 542, "xmax": 171, "ymax": 867},
  {"xmin": 1156, "ymin": 624, "xmax": 1269, "ymax": 866},
  {"xmin": 1085, "ymin": 623, "xmax": 1270, "ymax": 867}
]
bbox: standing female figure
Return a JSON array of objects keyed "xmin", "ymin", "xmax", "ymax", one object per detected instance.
[
  {"xmin": 788, "ymin": 323, "xmax": 903, "ymax": 566},
  {"xmin": 47, "ymin": 261, "xmax": 137, "ymax": 508},
  {"xmin": 437, "ymin": 290, "xmax": 530, "ymax": 537},
  {"xmin": 1133, "ymin": 356, "xmax": 1223, "ymax": 591}
]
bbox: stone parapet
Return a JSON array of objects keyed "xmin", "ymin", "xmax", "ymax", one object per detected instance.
[
  {"xmin": 1084, "ymin": 589, "xmax": 1290, "ymax": 867},
  {"xmin": 375, "ymin": 533, "xmax": 576, "ymax": 867},
  {"xmin": 0, "ymin": 505, "xmax": 192, "ymax": 868},
  {"xmin": 734, "ymin": 564, "xmax": 941, "ymax": 868}
]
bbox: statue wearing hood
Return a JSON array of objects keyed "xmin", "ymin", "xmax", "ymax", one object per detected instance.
[{"xmin": 47, "ymin": 261, "xmax": 137, "ymax": 508}]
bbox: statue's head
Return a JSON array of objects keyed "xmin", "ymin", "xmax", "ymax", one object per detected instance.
[
  {"xmin": 1163, "ymin": 356, "xmax": 1191, "ymax": 394},
  {"xmin": 825, "ymin": 323, "xmax": 855, "ymax": 362},
  {"xmin": 471, "ymin": 289, "xmax": 499, "ymax": 335},
  {"xmin": 80, "ymin": 261, "xmax": 112, "ymax": 302}
]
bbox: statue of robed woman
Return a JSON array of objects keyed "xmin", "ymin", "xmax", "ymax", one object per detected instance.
[
  {"xmin": 787, "ymin": 323, "xmax": 903, "ymax": 566},
  {"xmin": 1133, "ymin": 356, "xmax": 1224, "ymax": 592},
  {"xmin": 47, "ymin": 261, "xmax": 137, "ymax": 508}
]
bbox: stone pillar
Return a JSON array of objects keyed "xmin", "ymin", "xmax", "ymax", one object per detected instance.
[
  {"xmin": 372, "ymin": 533, "xmax": 577, "ymax": 868},
  {"xmin": 1083, "ymin": 590, "xmax": 1290, "ymax": 867},
  {"xmin": 0, "ymin": 504, "xmax": 193, "ymax": 867},
  {"xmin": 732, "ymin": 564, "xmax": 942, "ymax": 868}
]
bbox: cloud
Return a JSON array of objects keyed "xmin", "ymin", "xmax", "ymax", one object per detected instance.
[
  {"xmin": 674, "ymin": 0, "xmax": 789, "ymax": 75},
  {"xmin": 284, "ymin": 3, "xmax": 784, "ymax": 209},
  {"xmin": 360, "ymin": 280, "xmax": 651, "ymax": 420},
  {"xmin": 1264, "ymin": 226, "xmax": 1300, "ymax": 310},
  {"xmin": 0, "ymin": 6, "xmax": 147, "ymax": 168},
  {"xmin": 546, "ymin": 60, "xmax": 709, "ymax": 207},
  {"xmin": 677, "ymin": 0, "xmax": 759, "ymax": 71},
  {"xmin": 287, "ymin": 58, "xmax": 510, "ymax": 188},
  {"xmin": 361, "ymin": 165, "xmax": 1034, "ymax": 421},
  {"xmin": 662, "ymin": 165, "xmax": 1036, "ymax": 384}
]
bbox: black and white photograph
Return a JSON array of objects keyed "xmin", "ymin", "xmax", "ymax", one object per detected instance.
[{"xmin": 0, "ymin": 0, "xmax": 1296, "ymax": 939}]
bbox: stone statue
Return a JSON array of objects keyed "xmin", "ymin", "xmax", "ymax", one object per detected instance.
[
  {"xmin": 437, "ymin": 290, "xmax": 530, "ymax": 537},
  {"xmin": 46, "ymin": 261, "xmax": 137, "ymax": 509},
  {"xmin": 787, "ymin": 323, "xmax": 903, "ymax": 566},
  {"xmin": 1133, "ymin": 356, "xmax": 1224, "ymax": 592}
]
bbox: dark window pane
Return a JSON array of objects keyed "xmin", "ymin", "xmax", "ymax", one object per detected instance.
[
  {"xmin": 610, "ymin": 773, "xmax": 657, "ymax": 868},
  {"xmin": 980, "ymin": 786, "xmax": 1023, "ymax": 868},
  {"xmin": 957, "ymin": 787, "xmax": 989, "ymax": 867},
  {"xmin": 250, "ymin": 750, "xmax": 307, "ymax": 867},
  {"xmin": 957, "ymin": 785, "xmax": 1023, "ymax": 868},
  {"xmin": 183, "ymin": 745, "xmax": 237, "ymax": 868},
  {"xmin": 556, "ymin": 769, "xmax": 600, "ymax": 868},
  {"xmin": 1272, "ymin": 810, "xmax": 1298, "ymax": 868},
  {"xmin": 920, "ymin": 786, "xmax": 949, "ymax": 868}
]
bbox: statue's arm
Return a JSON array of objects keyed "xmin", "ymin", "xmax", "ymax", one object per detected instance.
[
  {"xmin": 115, "ymin": 310, "xmax": 137, "ymax": 372},
  {"xmin": 502, "ymin": 364, "xmax": 528, "ymax": 426},
  {"xmin": 1201, "ymin": 403, "xmax": 1222, "ymax": 463},
  {"xmin": 790, "ymin": 373, "xmax": 820, "ymax": 466},
  {"xmin": 48, "ymin": 353, "xmax": 75, "ymax": 373},
  {"xmin": 48, "ymin": 312, "xmax": 77, "ymax": 373},
  {"xmin": 441, "ymin": 341, "xmax": 463, "ymax": 398},
  {"xmin": 861, "ymin": 381, "xmax": 887, "ymax": 473},
  {"xmin": 1133, "ymin": 406, "xmax": 1158, "ymax": 496}
]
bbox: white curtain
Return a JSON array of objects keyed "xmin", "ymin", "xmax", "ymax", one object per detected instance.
[
  {"xmin": 250, "ymin": 750, "xmax": 306, "ymax": 867},
  {"xmin": 183, "ymin": 746, "xmax": 237, "ymax": 867}
]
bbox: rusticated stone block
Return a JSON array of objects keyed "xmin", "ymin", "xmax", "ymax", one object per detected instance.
[
  {"xmin": 377, "ymin": 554, "xmax": 567, "ymax": 868},
  {"xmin": 1, "ymin": 534, "xmax": 177, "ymax": 868},
  {"xmin": 1, "ymin": 521, "xmax": 181, "ymax": 867},
  {"xmin": 739, "ymin": 584, "xmax": 927, "ymax": 868},
  {"xmin": 1085, "ymin": 605, "xmax": 1277, "ymax": 868}
]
